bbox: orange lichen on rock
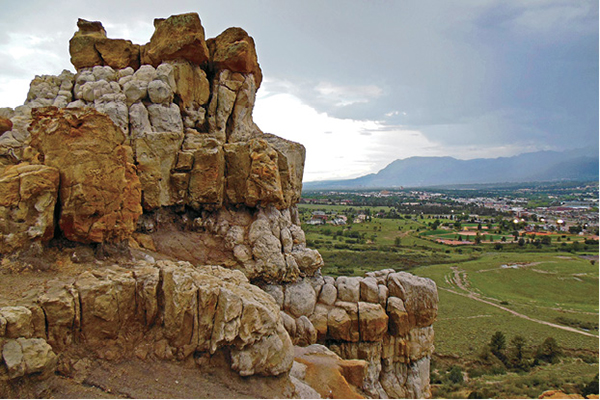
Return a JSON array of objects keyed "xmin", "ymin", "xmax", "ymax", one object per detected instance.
[
  {"xmin": 28, "ymin": 107, "xmax": 142, "ymax": 243},
  {"xmin": 208, "ymin": 27, "xmax": 263, "ymax": 88},
  {"xmin": 141, "ymin": 13, "xmax": 210, "ymax": 67}
]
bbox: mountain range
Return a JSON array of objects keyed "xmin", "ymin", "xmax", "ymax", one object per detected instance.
[{"xmin": 303, "ymin": 148, "xmax": 599, "ymax": 190}]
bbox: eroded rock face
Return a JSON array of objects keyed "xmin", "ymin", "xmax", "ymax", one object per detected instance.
[
  {"xmin": 208, "ymin": 27, "xmax": 262, "ymax": 88},
  {"xmin": 0, "ymin": 117, "xmax": 13, "ymax": 135},
  {"xmin": 28, "ymin": 107, "xmax": 142, "ymax": 243},
  {"xmin": 267, "ymin": 268, "xmax": 438, "ymax": 398},
  {"xmin": 142, "ymin": 13, "xmax": 210, "ymax": 67},
  {"xmin": 0, "ymin": 164, "xmax": 59, "ymax": 253},
  {"xmin": 69, "ymin": 18, "xmax": 140, "ymax": 71},
  {"xmin": 0, "ymin": 12, "xmax": 437, "ymax": 398},
  {"xmin": 0, "ymin": 261, "xmax": 294, "ymax": 380}
]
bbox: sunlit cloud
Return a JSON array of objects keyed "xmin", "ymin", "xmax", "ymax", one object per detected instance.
[
  {"xmin": 254, "ymin": 88, "xmax": 440, "ymax": 182},
  {"xmin": 314, "ymin": 82, "xmax": 383, "ymax": 107}
]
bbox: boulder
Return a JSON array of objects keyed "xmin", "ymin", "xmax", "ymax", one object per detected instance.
[
  {"xmin": 0, "ymin": 164, "xmax": 59, "ymax": 253},
  {"xmin": 69, "ymin": 19, "xmax": 107, "ymax": 70},
  {"xmin": 230, "ymin": 322, "xmax": 293, "ymax": 376},
  {"xmin": 358, "ymin": 302, "xmax": 388, "ymax": 342},
  {"xmin": 224, "ymin": 138, "xmax": 285, "ymax": 208},
  {"xmin": 208, "ymin": 27, "xmax": 263, "ymax": 88},
  {"xmin": 147, "ymin": 80, "xmax": 174, "ymax": 104},
  {"xmin": 336, "ymin": 276, "xmax": 360, "ymax": 303},
  {"xmin": 360, "ymin": 277, "xmax": 379, "ymax": 303},
  {"xmin": 0, "ymin": 306, "xmax": 34, "ymax": 339},
  {"xmin": 387, "ymin": 272, "xmax": 438, "ymax": 327},
  {"xmin": 291, "ymin": 248, "xmax": 324, "ymax": 276},
  {"xmin": 142, "ymin": 13, "xmax": 210, "ymax": 67},
  {"xmin": 129, "ymin": 102, "xmax": 151, "ymax": 139},
  {"xmin": 2, "ymin": 338, "xmax": 57, "ymax": 380},
  {"xmin": 160, "ymin": 264, "xmax": 199, "ymax": 350},
  {"xmin": 295, "ymin": 315, "xmax": 317, "ymax": 346},
  {"xmin": 261, "ymin": 284, "xmax": 284, "ymax": 309},
  {"xmin": 318, "ymin": 283, "xmax": 337, "ymax": 306},
  {"xmin": 280, "ymin": 311, "xmax": 296, "ymax": 339},
  {"xmin": 74, "ymin": 268, "xmax": 137, "ymax": 348},
  {"xmin": 378, "ymin": 284, "xmax": 389, "ymax": 307},
  {"xmin": 207, "ymin": 70, "xmax": 260, "ymax": 144},
  {"xmin": 28, "ymin": 108, "xmax": 142, "ymax": 243},
  {"xmin": 95, "ymin": 38, "xmax": 141, "ymax": 70},
  {"xmin": 308, "ymin": 303, "xmax": 329, "ymax": 341},
  {"xmin": 283, "ymin": 280, "xmax": 316, "ymax": 318},
  {"xmin": 147, "ymin": 103, "xmax": 184, "ymax": 132}
]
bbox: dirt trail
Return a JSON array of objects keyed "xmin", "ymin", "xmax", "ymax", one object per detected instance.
[{"xmin": 440, "ymin": 286, "xmax": 599, "ymax": 339}]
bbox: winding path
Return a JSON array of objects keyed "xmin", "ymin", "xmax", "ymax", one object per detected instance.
[{"xmin": 442, "ymin": 268, "xmax": 599, "ymax": 339}]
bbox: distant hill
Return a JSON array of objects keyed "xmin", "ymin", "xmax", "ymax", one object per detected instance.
[{"xmin": 303, "ymin": 149, "xmax": 599, "ymax": 189}]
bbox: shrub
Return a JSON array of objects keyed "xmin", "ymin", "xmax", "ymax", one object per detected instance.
[
  {"xmin": 535, "ymin": 337, "xmax": 561, "ymax": 364},
  {"xmin": 582, "ymin": 374, "xmax": 599, "ymax": 396},
  {"xmin": 447, "ymin": 366, "xmax": 464, "ymax": 384}
]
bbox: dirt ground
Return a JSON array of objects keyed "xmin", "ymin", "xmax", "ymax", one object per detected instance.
[{"xmin": 3, "ymin": 357, "xmax": 294, "ymax": 398}]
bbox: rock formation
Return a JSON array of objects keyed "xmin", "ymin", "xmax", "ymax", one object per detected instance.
[{"xmin": 0, "ymin": 12, "xmax": 438, "ymax": 399}]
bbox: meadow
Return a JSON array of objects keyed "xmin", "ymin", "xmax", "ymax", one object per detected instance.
[{"xmin": 299, "ymin": 204, "xmax": 599, "ymax": 398}]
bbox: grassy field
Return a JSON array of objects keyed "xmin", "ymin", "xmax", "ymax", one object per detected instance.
[
  {"xmin": 299, "ymin": 204, "xmax": 599, "ymax": 398},
  {"xmin": 413, "ymin": 255, "xmax": 599, "ymax": 356}
]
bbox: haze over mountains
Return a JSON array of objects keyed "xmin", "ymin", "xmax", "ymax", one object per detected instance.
[{"xmin": 304, "ymin": 149, "xmax": 599, "ymax": 189}]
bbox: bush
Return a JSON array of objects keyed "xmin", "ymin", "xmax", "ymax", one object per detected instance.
[
  {"xmin": 490, "ymin": 366, "xmax": 506, "ymax": 375},
  {"xmin": 447, "ymin": 366, "xmax": 464, "ymax": 384},
  {"xmin": 582, "ymin": 374, "xmax": 599, "ymax": 396},
  {"xmin": 535, "ymin": 337, "xmax": 561, "ymax": 364}
]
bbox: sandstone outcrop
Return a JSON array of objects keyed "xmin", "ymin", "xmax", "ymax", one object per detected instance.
[
  {"xmin": 262, "ymin": 269, "xmax": 438, "ymax": 398},
  {"xmin": 0, "ymin": 261, "xmax": 293, "ymax": 380},
  {"xmin": 294, "ymin": 344, "xmax": 368, "ymax": 399},
  {"xmin": 69, "ymin": 18, "xmax": 140, "ymax": 71},
  {"xmin": 27, "ymin": 107, "xmax": 142, "ymax": 244},
  {"xmin": 0, "ymin": 117, "xmax": 12, "ymax": 135},
  {"xmin": 0, "ymin": 12, "xmax": 438, "ymax": 399},
  {"xmin": 0, "ymin": 164, "xmax": 59, "ymax": 253},
  {"xmin": 141, "ymin": 13, "xmax": 210, "ymax": 67}
]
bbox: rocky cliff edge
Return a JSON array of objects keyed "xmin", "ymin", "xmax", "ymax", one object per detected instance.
[{"xmin": 0, "ymin": 13, "xmax": 438, "ymax": 399}]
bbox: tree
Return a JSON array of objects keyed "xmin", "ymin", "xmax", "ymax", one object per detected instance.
[
  {"xmin": 518, "ymin": 238, "xmax": 525, "ymax": 247},
  {"xmin": 489, "ymin": 331, "xmax": 506, "ymax": 359},
  {"xmin": 394, "ymin": 237, "xmax": 401, "ymax": 246},
  {"xmin": 535, "ymin": 337, "xmax": 561, "ymax": 363},
  {"xmin": 509, "ymin": 335, "xmax": 528, "ymax": 369},
  {"xmin": 569, "ymin": 225, "xmax": 583, "ymax": 234},
  {"xmin": 582, "ymin": 374, "xmax": 599, "ymax": 397},
  {"xmin": 447, "ymin": 366, "xmax": 464, "ymax": 384}
]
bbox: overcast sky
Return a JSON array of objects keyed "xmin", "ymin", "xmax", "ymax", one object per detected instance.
[{"xmin": 1, "ymin": 0, "xmax": 597, "ymax": 181}]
